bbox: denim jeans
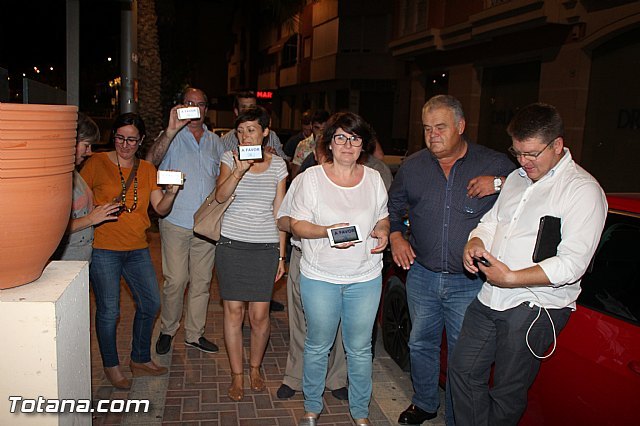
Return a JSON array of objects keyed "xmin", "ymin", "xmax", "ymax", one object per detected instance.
[
  {"xmin": 300, "ymin": 274, "xmax": 382, "ymax": 419},
  {"xmin": 405, "ymin": 262, "xmax": 483, "ymax": 425},
  {"xmin": 90, "ymin": 248, "xmax": 161, "ymax": 367}
]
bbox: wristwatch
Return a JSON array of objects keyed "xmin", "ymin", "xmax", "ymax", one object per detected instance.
[{"xmin": 493, "ymin": 176, "xmax": 502, "ymax": 193}]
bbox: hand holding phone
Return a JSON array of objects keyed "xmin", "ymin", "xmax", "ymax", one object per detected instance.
[
  {"xmin": 327, "ymin": 224, "xmax": 363, "ymax": 247},
  {"xmin": 474, "ymin": 256, "xmax": 491, "ymax": 267}
]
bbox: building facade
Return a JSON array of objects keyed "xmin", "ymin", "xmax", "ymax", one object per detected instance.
[
  {"xmin": 390, "ymin": 0, "xmax": 640, "ymax": 192},
  {"xmin": 227, "ymin": 0, "xmax": 640, "ymax": 191}
]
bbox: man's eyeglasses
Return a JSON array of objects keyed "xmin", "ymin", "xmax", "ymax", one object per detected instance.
[
  {"xmin": 508, "ymin": 137, "xmax": 557, "ymax": 161},
  {"xmin": 332, "ymin": 134, "xmax": 363, "ymax": 147},
  {"xmin": 114, "ymin": 134, "xmax": 141, "ymax": 146},
  {"xmin": 185, "ymin": 101, "xmax": 207, "ymax": 108}
]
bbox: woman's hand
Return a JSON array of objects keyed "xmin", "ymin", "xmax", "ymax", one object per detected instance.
[
  {"xmin": 370, "ymin": 228, "xmax": 389, "ymax": 253},
  {"xmin": 327, "ymin": 223, "xmax": 356, "ymax": 248},
  {"xmin": 275, "ymin": 259, "xmax": 286, "ymax": 282},
  {"xmin": 163, "ymin": 183, "xmax": 180, "ymax": 195},
  {"xmin": 232, "ymin": 150, "xmax": 254, "ymax": 177},
  {"xmin": 371, "ymin": 217, "xmax": 390, "ymax": 254},
  {"xmin": 87, "ymin": 203, "xmax": 121, "ymax": 225}
]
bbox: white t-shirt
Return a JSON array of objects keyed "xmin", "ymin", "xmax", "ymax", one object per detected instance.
[{"xmin": 290, "ymin": 165, "xmax": 389, "ymax": 284}]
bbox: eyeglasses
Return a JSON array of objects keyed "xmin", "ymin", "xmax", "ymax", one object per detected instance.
[
  {"xmin": 508, "ymin": 137, "xmax": 557, "ymax": 161},
  {"xmin": 114, "ymin": 134, "xmax": 141, "ymax": 146},
  {"xmin": 332, "ymin": 134, "xmax": 363, "ymax": 147},
  {"xmin": 184, "ymin": 101, "xmax": 207, "ymax": 108}
]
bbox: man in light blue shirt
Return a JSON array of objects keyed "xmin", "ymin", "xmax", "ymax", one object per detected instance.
[{"xmin": 146, "ymin": 87, "xmax": 225, "ymax": 355}]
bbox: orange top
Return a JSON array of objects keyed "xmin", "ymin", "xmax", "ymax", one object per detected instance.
[{"xmin": 80, "ymin": 152, "xmax": 160, "ymax": 251}]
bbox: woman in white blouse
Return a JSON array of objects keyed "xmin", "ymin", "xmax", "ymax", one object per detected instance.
[{"xmin": 289, "ymin": 112, "xmax": 390, "ymax": 426}]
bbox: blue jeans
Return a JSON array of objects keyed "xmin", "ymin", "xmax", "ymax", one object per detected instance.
[
  {"xmin": 405, "ymin": 262, "xmax": 483, "ymax": 425},
  {"xmin": 90, "ymin": 248, "xmax": 161, "ymax": 367},
  {"xmin": 300, "ymin": 274, "xmax": 382, "ymax": 419}
]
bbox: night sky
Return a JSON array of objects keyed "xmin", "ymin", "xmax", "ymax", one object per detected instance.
[{"xmin": 1, "ymin": 0, "xmax": 234, "ymax": 110}]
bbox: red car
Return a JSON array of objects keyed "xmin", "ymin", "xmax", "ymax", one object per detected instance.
[{"xmin": 380, "ymin": 193, "xmax": 640, "ymax": 425}]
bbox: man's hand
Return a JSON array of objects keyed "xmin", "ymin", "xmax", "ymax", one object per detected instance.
[
  {"xmin": 166, "ymin": 105, "xmax": 191, "ymax": 137},
  {"xmin": 390, "ymin": 231, "xmax": 415, "ymax": 270},
  {"xmin": 463, "ymin": 237, "xmax": 487, "ymax": 274},
  {"xmin": 467, "ymin": 175, "xmax": 500, "ymax": 198},
  {"xmin": 464, "ymin": 239, "xmax": 519, "ymax": 287}
]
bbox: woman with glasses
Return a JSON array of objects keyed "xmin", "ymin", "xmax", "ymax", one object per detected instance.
[
  {"xmin": 289, "ymin": 112, "xmax": 390, "ymax": 426},
  {"xmin": 80, "ymin": 112, "xmax": 180, "ymax": 389},
  {"xmin": 214, "ymin": 105, "xmax": 288, "ymax": 401}
]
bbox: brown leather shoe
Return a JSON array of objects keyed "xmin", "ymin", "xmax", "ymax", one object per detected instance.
[
  {"xmin": 104, "ymin": 366, "xmax": 131, "ymax": 389},
  {"xmin": 129, "ymin": 360, "xmax": 168, "ymax": 377}
]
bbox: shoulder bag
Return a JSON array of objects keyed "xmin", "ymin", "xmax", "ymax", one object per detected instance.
[{"xmin": 193, "ymin": 188, "xmax": 235, "ymax": 241}]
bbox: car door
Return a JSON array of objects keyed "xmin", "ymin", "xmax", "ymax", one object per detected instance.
[{"xmin": 521, "ymin": 210, "xmax": 640, "ymax": 425}]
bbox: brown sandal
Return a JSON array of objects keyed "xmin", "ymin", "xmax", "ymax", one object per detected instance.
[
  {"xmin": 228, "ymin": 372, "xmax": 244, "ymax": 401},
  {"xmin": 249, "ymin": 365, "xmax": 266, "ymax": 392}
]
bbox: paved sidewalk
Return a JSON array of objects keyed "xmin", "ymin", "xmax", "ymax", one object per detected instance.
[{"xmin": 89, "ymin": 230, "xmax": 445, "ymax": 425}]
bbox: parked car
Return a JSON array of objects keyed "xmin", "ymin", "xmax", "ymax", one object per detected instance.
[{"xmin": 379, "ymin": 193, "xmax": 640, "ymax": 424}]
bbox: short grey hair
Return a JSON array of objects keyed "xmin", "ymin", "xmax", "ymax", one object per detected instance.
[{"xmin": 422, "ymin": 95, "xmax": 465, "ymax": 124}]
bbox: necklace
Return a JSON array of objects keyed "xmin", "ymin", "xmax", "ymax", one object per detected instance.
[{"xmin": 116, "ymin": 156, "xmax": 138, "ymax": 213}]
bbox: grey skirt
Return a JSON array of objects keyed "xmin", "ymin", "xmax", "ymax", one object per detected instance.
[{"xmin": 215, "ymin": 236, "xmax": 280, "ymax": 302}]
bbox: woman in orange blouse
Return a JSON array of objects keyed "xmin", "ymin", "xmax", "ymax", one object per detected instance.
[{"xmin": 81, "ymin": 113, "xmax": 179, "ymax": 389}]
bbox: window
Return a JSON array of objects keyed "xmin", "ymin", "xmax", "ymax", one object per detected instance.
[
  {"xmin": 578, "ymin": 212, "xmax": 640, "ymax": 326},
  {"xmin": 282, "ymin": 35, "xmax": 299, "ymax": 68}
]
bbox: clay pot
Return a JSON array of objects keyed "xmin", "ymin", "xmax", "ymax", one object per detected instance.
[{"xmin": 0, "ymin": 103, "xmax": 77, "ymax": 289}]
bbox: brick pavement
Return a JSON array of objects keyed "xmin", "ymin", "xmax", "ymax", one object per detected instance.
[{"xmin": 88, "ymin": 230, "xmax": 440, "ymax": 425}]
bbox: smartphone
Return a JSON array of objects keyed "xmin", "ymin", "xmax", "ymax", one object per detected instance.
[
  {"xmin": 157, "ymin": 170, "xmax": 184, "ymax": 185},
  {"xmin": 327, "ymin": 224, "xmax": 363, "ymax": 247},
  {"xmin": 474, "ymin": 256, "xmax": 491, "ymax": 267},
  {"xmin": 176, "ymin": 106, "xmax": 200, "ymax": 120},
  {"xmin": 238, "ymin": 145, "xmax": 263, "ymax": 161}
]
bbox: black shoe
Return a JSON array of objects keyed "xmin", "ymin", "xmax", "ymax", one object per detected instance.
[
  {"xmin": 270, "ymin": 300, "xmax": 285, "ymax": 312},
  {"xmin": 155, "ymin": 333, "xmax": 173, "ymax": 355},
  {"xmin": 277, "ymin": 384, "xmax": 296, "ymax": 399},
  {"xmin": 331, "ymin": 386, "xmax": 349, "ymax": 401},
  {"xmin": 185, "ymin": 337, "xmax": 219, "ymax": 353},
  {"xmin": 398, "ymin": 404, "xmax": 436, "ymax": 424}
]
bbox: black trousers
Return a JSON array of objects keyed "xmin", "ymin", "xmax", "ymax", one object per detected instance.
[{"xmin": 448, "ymin": 298, "xmax": 571, "ymax": 426}]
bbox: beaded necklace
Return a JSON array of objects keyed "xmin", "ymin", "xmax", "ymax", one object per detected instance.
[{"xmin": 116, "ymin": 155, "xmax": 138, "ymax": 213}]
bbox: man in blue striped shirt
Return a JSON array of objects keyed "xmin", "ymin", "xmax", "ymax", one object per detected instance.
[
  {"xmin": 146, "ymin": 87, "xmax": 225, "ymax": 355},
  {"xmin": 388, "ymin": 95, "xmax": 515, "ymax": 425}
]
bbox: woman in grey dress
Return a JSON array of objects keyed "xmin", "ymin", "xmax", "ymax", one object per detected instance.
[{"xmin": 214, "ymin": 105, "xmax": 288, "ymax": 401}]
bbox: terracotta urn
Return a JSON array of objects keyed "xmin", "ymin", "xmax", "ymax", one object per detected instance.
[{"xmin": 0, "ymin": 103, "xmax": 77, "ymax": 289}]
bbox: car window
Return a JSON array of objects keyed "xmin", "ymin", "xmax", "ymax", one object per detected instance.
[{"xmin": 578, "ymin": 211, "xmax": 640, "ymax": 326}]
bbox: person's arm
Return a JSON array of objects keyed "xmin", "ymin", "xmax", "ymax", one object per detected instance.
[
  {"xmin": 215, "ymin": 152, "xmax": 252, "ymax": 202},
  {"xmin": 150, "ymin": 185, "xmax": 180, "ymax": 216},
  {"xmin": 370, "ymin": 216, "xmax": 390, "ymax": 253},
  {"xmin": 462, "ymin": 237, "xmax": 550, "ymax": 287},
  {"xmin": 145, "ymin": 105, "xmax": 189, "ymax": 165},
  {"xmin": 67, "ymin": 203, "xmax": 120, "ymax": 233},
  {"xmin": 466, "ymin": 175, "xmax": 505, "ymax": 198},
  {"xmin": 387, "ymin": 164, "xmax": 415, "ymax": 269}
]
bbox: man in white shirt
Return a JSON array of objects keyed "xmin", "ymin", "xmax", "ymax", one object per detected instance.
[{"xmin": 449, "ymin": 103, "xmax": 607, "ymax": 425}]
